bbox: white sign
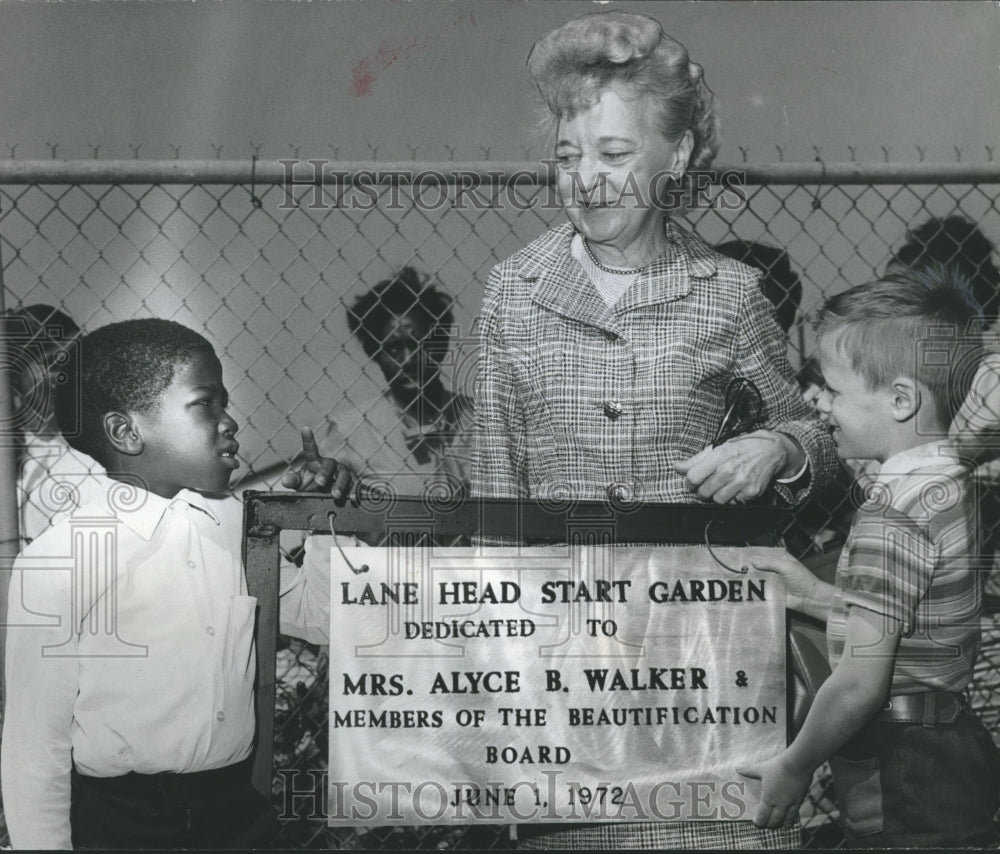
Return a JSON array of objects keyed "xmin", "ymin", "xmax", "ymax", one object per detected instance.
[{"xmin": 327, "ymin": 545, "xmax": 786, "ymax": 825}]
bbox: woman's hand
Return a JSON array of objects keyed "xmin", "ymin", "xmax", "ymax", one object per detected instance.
[
  {"xmin": 674, "ymin": 430, "xmax": 804, "ymax": 504},
  {"xmin": 737, "ymin": 752, "xmax": 812, "ymax": 829},
  {"xmin": 281, "ymin": 426, "xmax": 354, "ymax": 500}
]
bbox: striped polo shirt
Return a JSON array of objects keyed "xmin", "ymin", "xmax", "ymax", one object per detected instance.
[{"xmin": 827, "ymin": 441, "xmax": 983, "ymax": 694}]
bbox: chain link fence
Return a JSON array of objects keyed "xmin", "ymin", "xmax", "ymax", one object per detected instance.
[{"xmin": 1, "ymin": 157, "xmax": 999, "ymax": 848}]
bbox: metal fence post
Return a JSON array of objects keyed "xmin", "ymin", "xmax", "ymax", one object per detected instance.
[{"xmin": 0, "ymin": 196, "xmax": 22, "ymax": 705}]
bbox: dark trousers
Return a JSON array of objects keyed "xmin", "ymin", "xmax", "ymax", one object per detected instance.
[
  {"xmin": 71, "ymin": 758, "xmax": 279, "ymax": 849},
  {"xmin": 831, "ymin": 710, "xmax": 1000, "ymax": 848}
]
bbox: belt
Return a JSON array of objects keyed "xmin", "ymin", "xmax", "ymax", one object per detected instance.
[
  {"xmin": 74, "ymin": 757, "xmax": 252, "ymax": 804},
  {"xmin": 873, "ymin": 691, "xmax": 964, "ymax": 726}
]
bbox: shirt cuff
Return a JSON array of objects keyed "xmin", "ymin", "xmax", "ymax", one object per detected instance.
[{"xmin": 775, "ymin": 455, "xmax": 810, "ymax": 485}]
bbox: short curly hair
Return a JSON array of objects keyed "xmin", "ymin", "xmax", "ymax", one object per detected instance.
[
  {"xmin": 889, "ymin": 216, "xmax": 1000, "ymax": 325},
  {"xmin": 346, "ymin": 267, "xmax": 454, "ymax": 358},
  {"xmin": 526, "ymin": 11, "xmax": 720, "ymax": 172},
  {"xmin": 55, "ymin": 318, "xmax": 215, "ymax": 466}
]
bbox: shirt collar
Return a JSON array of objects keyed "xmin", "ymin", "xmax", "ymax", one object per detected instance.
[
  {"xmin": 877, "ymin": 439, "xmax": 964, "ymax": 479},
  {"xmin": 517, "ymin": 220, "xmax": 717, "ymax": 332},
  {"xmin": 92, "ymin": 477, "xmax": 223, "ymax": 540}
]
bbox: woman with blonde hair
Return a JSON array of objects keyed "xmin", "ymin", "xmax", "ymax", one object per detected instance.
[
  {"xmin": 472, "ymin": 11, "xmax": 836, "ymax": 849},
  {"xmin": 475, "ymin": 12, "xmax": 834, "ymax": 511}
]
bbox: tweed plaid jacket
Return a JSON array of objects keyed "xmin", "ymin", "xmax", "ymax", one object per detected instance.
[{"xmin": 471, "ymin": 219, "xmax": 838, "ymax": 505}]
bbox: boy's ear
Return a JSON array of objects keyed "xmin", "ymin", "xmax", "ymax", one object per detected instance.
[
  {"xmin": 103, "ymin": 411, "xmax": 143, "ymax": 457},
  {"xmin": 889, "ymin": 376, "xmax": 919, "ymax": 422}
]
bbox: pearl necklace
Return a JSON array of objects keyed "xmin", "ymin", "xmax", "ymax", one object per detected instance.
[{"xmin": 582, "ymin": 238, "xmax": 646, "ymax": 275}]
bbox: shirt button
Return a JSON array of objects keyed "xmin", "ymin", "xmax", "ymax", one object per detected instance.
[
  {"xmin": 216, "ymin": 711, "xmax": 225, "ymax": 722},
  {"xmin": 607, "ymin": 483, "xmax": 631, "ymax": 502},
  {"xmin": 187, "ymin": 560, "xmax": 197, "ymax": 569},
  {"xmin": 206, "ymin": 626, "xmax": 215, "ymax": 636},
  {"xmin": 602, "ymin": 401, "xmax": 624, "ymax": 420},
  {"xmin": 603, "ymin": 330, "xmax": 619, "ymax": 342}
]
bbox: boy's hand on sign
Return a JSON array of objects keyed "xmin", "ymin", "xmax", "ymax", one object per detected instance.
[
  {"xmin": 737, "ymin": 754, "xmax": 810, "ymax": 829},
  {"xmin": 281, "ymin": 427, "xmax": 354, "ymax": 500},
  {"xmin": 750, "ymin": 551, "xmax": 820, "ymax": 614}
]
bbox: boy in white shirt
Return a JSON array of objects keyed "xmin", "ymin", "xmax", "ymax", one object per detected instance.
[{"xmin": 2, "ymin": 318, "xmax": 330, "ymax": 848}]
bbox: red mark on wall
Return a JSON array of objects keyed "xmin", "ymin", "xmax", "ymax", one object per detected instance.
[{"xmin": 349, "ymin": 13, "xmax": 477, "ymax": 98}]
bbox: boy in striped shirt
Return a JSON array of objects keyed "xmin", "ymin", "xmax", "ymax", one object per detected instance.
[{"xmin": 740, "ymin": 266, "xmax": 1000, "ymax": 847}]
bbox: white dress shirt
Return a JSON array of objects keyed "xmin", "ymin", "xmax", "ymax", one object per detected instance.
[{"xmin": 1, "ymin": 478, "xmax": 313, "ymax": 849}]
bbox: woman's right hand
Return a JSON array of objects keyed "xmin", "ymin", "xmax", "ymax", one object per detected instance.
[
  {"xmin": 281, "ymin": 426, "xmax": 354, "ymax": 500},
  {"xmin": 674, "ymin": 430, "xmax": 804, "ymax": 503}
]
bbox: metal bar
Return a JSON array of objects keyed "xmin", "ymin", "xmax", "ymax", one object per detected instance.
[
  {"xmin": 0, "ymin": 194, "xmax": 20, "ymax": 706},
  {"xmin": 735, "ymin": 162, "xmax": 1000, "ymax": 186},
  {"xmin": 0, "ymin": 160, "xmax": 997, "ymax": 186},
  {"xmin": 241, "ymin": 491, "xmax": 790, "ymax": 546},
  {"xmin": 242, "ymin": 503, "xmax": 281, "ymax": 797}
]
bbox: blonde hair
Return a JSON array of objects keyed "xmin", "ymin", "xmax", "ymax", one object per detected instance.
[
  {"xmin": 526, "ymin": 11, "xmax": 719, "ymax": 171},
  {"xmin": 816, "ymin": 266, "xmax": 986, "ymax": 426}
]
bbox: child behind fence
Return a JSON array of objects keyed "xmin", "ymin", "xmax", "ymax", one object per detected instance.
[{"xmin": 2, "ymin": 305, "xmax": 105, "ymax": 546}]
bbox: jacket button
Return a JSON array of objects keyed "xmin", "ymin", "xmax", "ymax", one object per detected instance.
[
  {"xmin": 607, "ymin": 483, "xmax": 631, "ymax": 502},
  {"xmin": 603, "ymin": 401, "xmax": 623, "ymax": 420}
]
